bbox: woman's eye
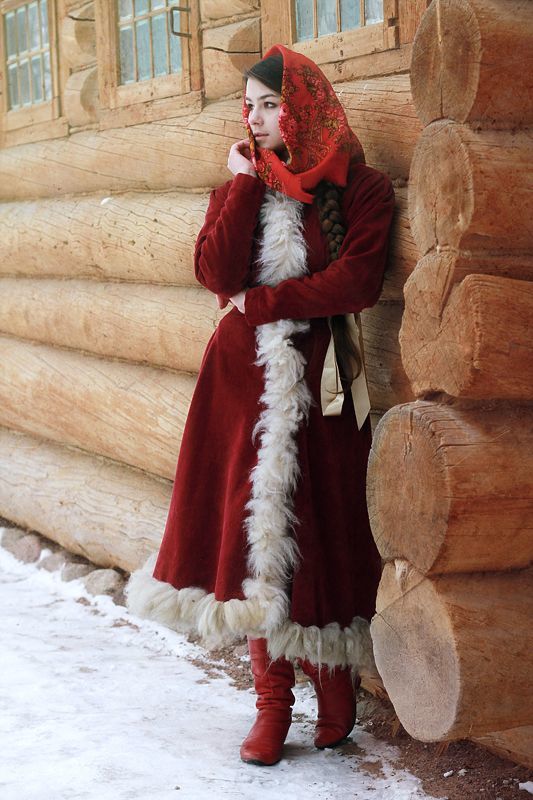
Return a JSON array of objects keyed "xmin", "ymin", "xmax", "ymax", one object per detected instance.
[{"xmin": 265, "ymin": 102, "xmax": 277, "ymax": 109}]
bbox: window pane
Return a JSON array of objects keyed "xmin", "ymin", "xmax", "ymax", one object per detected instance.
[
  {"xmin": 19, "ymin": 59, "xmax": 31, "ymax": 104},
  {"xmin": 152, "ymin": 12, "xmax": 168, "ymax": 76},
  {"xmin": 340, "ymin": 0, "xmax": 360, "ymax": 30},
  {"xmin": 119, "ymin": 25, "xmax": 135, "ymax": 83},
  {"xmin": 134, "ymin": 0, "xmax": 150, "ymax": 14},
  {"xmin": 40, "ymin": 0, "xmax": 49, "ymax": 44},
  {"xmin": 118, "ymin": 0, "xmax": 133, "ymax": 20},
  {"xmin": 365, "ymin": 0, "xmax": 383, "ymax": 24},
  {"xmin": 317, "ymin": 0, "xmax": 337, "ymax": 36},
  {"xmin": 31, "ymin": 54, "xmax": 43, "ymax": 101},
  {"xmin": 169, "ymin": 19, "xmax": 181, "ymax": 73},
  {"xmin": 7, "ymin": 63, "xmax": 20, "ymax": 108},
  {"xmin": 17, "ymin": 6, "xmax": 28, "ymax": 52},
  {"xmin": 295, "ymin": 0, "xmax": 314, "ymax": 41},
  {"xmin": 151, "ymin": 0, "xmax": 166, "ymax": 8},
  {"xmin": 28, "ymin": 2, "xmax": 40, "ymax": 48},
  {"xmin": 5, "ymin": 12, "xmax": 17, "ymax": 58},
  {"xmin": 135, "ymin": 18, "xmax": 151, "ymax": 80},
  {"xmin": 43, "ymin": 49, "xmax": 52, "ymax": 98}
]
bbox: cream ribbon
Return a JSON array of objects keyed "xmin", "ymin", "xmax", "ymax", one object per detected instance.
[{"xmin": 320, "ymin": 313, "xmax": 371, "ymax": 430}]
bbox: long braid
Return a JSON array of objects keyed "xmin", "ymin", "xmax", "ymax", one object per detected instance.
[{"xmin": 315, "ymin": 181, "xmax": 362, "ymax": 383}]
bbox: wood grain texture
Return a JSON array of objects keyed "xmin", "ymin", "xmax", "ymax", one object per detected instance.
[
  {"xmin": 371, "ymin": 562, "xmax": 533, "ymax": 740},
  {"xmin": 367, "ymin": 401, "xmax": 533, "ymax": 575},
  {"xmin": 408, "ymin": 121, "xmax": 533, "ymax": 257},
  {"xmin": 401, "ymin": 269, "xmax": 533, "ymax": 399},
  {"xmin": 0, "ymin": 337, "xmax": 195, "ymax": 479},
  {"xmin": 0, "ymin": 278, "xmax": 226, "ymax": 373},
  {"xmin": 473, "ymin": 727, "xmax": 533, "ymax": 770},
  {"xmin": 0, "ymin": 426, "xmax": 169, "ymax": 572},
  {"xmin": 411, "ymin": 0, "xmax": 533, "ymax": 128},
  {"xmin": 201, "ymin": 0, "xmax": 259, "ymax": 20},
  {"xmin": 0, "ymin": 191, "xmax": 208, "ymax": 283},
  {"xmin": 64, "ymin": 66, "xmax": 99, "ymax": 127}
]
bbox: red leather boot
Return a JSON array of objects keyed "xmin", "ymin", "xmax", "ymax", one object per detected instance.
[
  {"xmin": 240, "ymin": 637, "xmax": 295, "ymax": 766},
  {"xmin": 299, "ymin": 660, "xmax": 359, "ymax": 749}
]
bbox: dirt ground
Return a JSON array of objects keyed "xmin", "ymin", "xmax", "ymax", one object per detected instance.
[{"xmin": 197, "ymin": 641, "xmax": 533, "ymax": 800}]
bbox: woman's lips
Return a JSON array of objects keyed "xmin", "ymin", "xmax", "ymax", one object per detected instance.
[{"xmin": 254, "ymin": 133, "xmax": 268, "ymax": 138}]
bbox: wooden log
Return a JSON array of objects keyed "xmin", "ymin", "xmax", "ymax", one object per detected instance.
[
  {"xmin": 0, "ymin": 278, "xmax": 225, "ymax": 374},
  {"xmin": 398, "ymin": 0, "xmax": 430, "ymax": 46},
  {"xmin": 0, "ymin": 426, "xmax": 168, "ymax": 572},
  {"xmin": 203, "ymin": 49, "xmax": 259, "ymax": 101},
  {"xmin": 0, "ymin": 337, "xmax": 195, "ymax": 480},
  {"xmin": 61, "ymin": 2, "xmax": 96, "ymax": 69},
  {"xmin": 0, "ymin": 191, "xmax": 208, "ymax": 283},
  {"xmin": 381, "ymin": 186, "xmax": 418, "ymax": 302},
  {"xmin": 400, "ymin": 269, "xmax": 533, "ymax": 399},
  {"xmin": 202, "ymin": 16, "xmax": 260, "ymax": 51},
  {"xmin": 411, "ymin": 0, "xmax": 533, "ymax": 129},
  {"xmin": 409, "ymin": 121, "xmax": 533, "ymax": 257},
  {"xmin": 64, "ymin": 66, "xmax": 99, "ymax": 127},
  {"xmin": 371, "ymin": 562, "xmax": 533, "ymax": 740},
  {"xmin": 473, "ymin": 727, "xmax": 533, "ymax": 770},
  {"xmin": 0, "ymin": 76, "xmax": 419, "ymax": 200},
  {"xmin": 201, "ymin": 0, "xmax": 259, "ymax": 20},
  {"xmin": 367, "ymin": 401, "xmax": 533, "ymax": 575},
  {"xmin": 361, "ymin": 300, "xmax": 414, "ymax": 413}
]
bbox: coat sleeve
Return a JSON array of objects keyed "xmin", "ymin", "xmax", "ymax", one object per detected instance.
[
  {"xmin": 194, "ymin": 172, "xmax": 266, "ymax": 296},
  {"xmin": 243, "ymin": 168, "xmax": 395, "ymax": 325}
]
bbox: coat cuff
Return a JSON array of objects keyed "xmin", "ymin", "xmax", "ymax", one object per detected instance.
[
  {"xmin": 244, "ymin": 285, "xmax": 271, "ymax": 326},
  {"xmin": 230, "ymin": 171, "xmax": 265, "ymax": 200}
]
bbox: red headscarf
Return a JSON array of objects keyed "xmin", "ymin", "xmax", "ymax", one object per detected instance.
[{"xmin": 242, "ymin": 44, "xmax": 365, "ymax": 204}]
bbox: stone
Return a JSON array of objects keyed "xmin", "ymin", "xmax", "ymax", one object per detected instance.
[
  {"xmin": 82, "ymin": 568, "xmax": 124, "ymax": 597},
  {"xmin": 38, "ymin": 551, "xmax": 80, "ymax": 572},
  {"xmin": 62, "ymin": 562, "xmax": 95, "ymax": 582},
  {"xmin": 11, "ymin": 533, "xmax": 42, "ymax": 563},
  {"xmin": 0, "ymin": 527, "xmax": 28, "ymax": 554}
]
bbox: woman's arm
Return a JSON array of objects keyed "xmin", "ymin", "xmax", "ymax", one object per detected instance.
[
  {"xmin": 243, "ymin": 168, "xmax": 394, "ymax": 325},
  {"xmin": 194, "ymin": 172, "xmax": 266, "ymax": 297}
]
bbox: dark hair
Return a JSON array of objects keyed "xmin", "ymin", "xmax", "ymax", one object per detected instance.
[
  {"xmin": 244, "ymin": 56, "xmax": 361, "ymax": 384},
  {"xmin": 244, "ymin": 54, "xmax": 283, "ymax": 95}
]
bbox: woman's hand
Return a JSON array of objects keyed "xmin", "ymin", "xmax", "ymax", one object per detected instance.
[
  {"xmin": 229, "ymin": 289, "xmax": 247, "ymax": 313},
  {"xmin": 227, "ymin": 140, "xmax": 257, "ymax": 178}
]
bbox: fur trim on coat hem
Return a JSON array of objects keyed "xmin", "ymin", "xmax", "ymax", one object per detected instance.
[{"xmin": 125, "ymin": 553, "xmax": 378, "ymax": 675}]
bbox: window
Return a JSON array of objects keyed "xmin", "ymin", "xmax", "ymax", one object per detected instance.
[
  {"xmin": 95, "ymin": 0, "xmax": 201, "ymax": 129},
  {"xmin": 0, "ymin": 0, "xmax": 63, "ymax": 144},
  {"xmin": 295, "ymin": 0, "xmax": 383, "ymax": 41}
]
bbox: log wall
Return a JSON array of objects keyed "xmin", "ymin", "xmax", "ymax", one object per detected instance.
[{"xmin": 367, "ymin": 0, "xmax": 533, "ymax": 767}]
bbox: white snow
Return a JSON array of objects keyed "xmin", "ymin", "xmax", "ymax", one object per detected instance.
[
  {"xmin": 520, "ymin": 782, "xmax": 533, "ymax": 794},
  {"xmin": 0, "ymin": 544, "xmax": 443, "ymax": 800}
]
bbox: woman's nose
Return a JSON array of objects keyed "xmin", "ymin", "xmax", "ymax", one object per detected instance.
[{"xmin": 249, "ymin": 106, "xmax": 263, "ymax": 125}]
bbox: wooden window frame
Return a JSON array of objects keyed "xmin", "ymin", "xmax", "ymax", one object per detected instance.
[
  {"xmin": 0, "ymin": 0, "xmax": 64, "ymax": 144},
  {"xmin": 95, "ymin": 0, "xmax": 202, "ymax": 129},
  {"xmin": 262, "ymin": 0, "xmax": 399, "ymax": 70}
]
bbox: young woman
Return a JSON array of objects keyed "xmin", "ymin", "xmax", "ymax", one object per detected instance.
[{"xmin": 126, "ymin": 44, "xmax": 395, "ymax": 767}]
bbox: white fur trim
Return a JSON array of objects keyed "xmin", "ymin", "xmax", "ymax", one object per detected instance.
[{"xmin": 125, "ymin": 190, "xmax": 377, "ymax": 674}]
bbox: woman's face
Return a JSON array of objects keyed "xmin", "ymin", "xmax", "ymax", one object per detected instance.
[{"xmin": 245, "ymin": 77, "xmax": 285, "ymax": 154}]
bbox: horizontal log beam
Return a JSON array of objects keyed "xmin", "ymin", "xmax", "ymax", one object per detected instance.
[
  {"xmin": 409, "ymin": 121, "xmax": 533, "ymax": 256},
  {"xmin": 0, "ymin": 279, "xmax": 225, "ymax": 374},
  {"xmin": 0, "ymin": 337, "xmax": 195, "ymax": 479},
  {"xmin": 411, "ymin": 0, "xmax": 533, "ymax": 129},
  {"xmin": 0, "ymin": 75, "xmax": 418, "ymax": 200},
  {"xmin": 371, "ymin": 562, "xmax": 533, "ymax": 740},
  {"xmin": 473, "ymin": 727, "xmax": 533, "ymax": 770},
  {"xmin": 400, "ymin": 269, "xmax": 533, "ymax": 399},
  {"xmin": 367, "ymin": 401, "xmax": 533, "ymax": 575},
  {"xmin": 0, "ymin": 426, "xmax": 168, "ymax": 572}
]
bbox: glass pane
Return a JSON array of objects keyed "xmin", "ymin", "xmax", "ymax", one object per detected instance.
[
  {"xmin": 119, "ymin": 24, "xmax": 135, "ymax": 83},
  {"xmin": 6, "ymin": 11, "xmax": 18, "ymax": 58},
  {"xmin": 151, "ymin": 0, "xmax": 166, "ymax": 8},
  {"xmin": 118, "ymin": 0, "xmax": 133, "ymax": 20},
  {"xmin": 152, "ymin": 12, "xmax": 168, "ymax": 76},
  {"xmin": 134, "ymin": 0, "xmax": 150, "ymax": 14},
  {"xmin": 19, "ymin": 59, "xmax": 31, "ymax": 105},
  {"xmin": 28, "ymin": 2, "xmax": 40, "ymax": 49},
  {"xmin": 7, "ymin": 63, "xmax": 20, "ymax": 109},
  {"xmin": 341, "ymin": 0, "xmax": 360, "ymax": 30},
  {"xmin": 169, "ymin": 19, "xmax": 181, "ymax": 73},
  {"xmin": 317, "ymin": 0, "xmax": 337, "ymax": 36},
  {"xmin": 135, "ymin": 18, "xmax": 151, "ymax": 80},
  {"xmin": 31, "ymin": 54, "xmax": 43, "ymax": 101},
  {"xmin": 295, "ymin": 0, "xmax": 314, "ymax": 41},
  {"xmin": 17, "ymin": 6, "xmax": 28, "ymax": 52},
  {"xmin": 43, "ymin": 49, "xmax": 52, "ymax": 98},
  {"xmin": 365, "ymin": 0, "xmax": 383, "ymax": 24},
  {"xmin": 40, "ymin": 0, "xmax": 49, "ymax": 44}
]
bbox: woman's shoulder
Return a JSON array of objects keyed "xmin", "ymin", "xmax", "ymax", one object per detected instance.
[{"xmin": 344, "ymin": 162, "xmax": 394, "ymax": 200}]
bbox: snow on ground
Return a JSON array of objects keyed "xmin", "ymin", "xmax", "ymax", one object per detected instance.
[{"xmin": 0, "ymin": 546, "xmax": 443, "ymax": 800}]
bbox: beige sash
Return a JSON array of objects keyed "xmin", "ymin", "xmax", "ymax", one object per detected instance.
[{"xmin": 320, "ymin": 313, "xmax": 371, "ymax": 430}]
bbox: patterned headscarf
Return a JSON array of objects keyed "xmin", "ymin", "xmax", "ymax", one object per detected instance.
[{"xmin": 242, "ymin": 44, "xmax": 365, "ymax": 204}]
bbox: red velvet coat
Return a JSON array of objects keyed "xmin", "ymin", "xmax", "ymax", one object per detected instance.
[{"xmin": 148, "ymin": 162, "xmax": 394, "ymax": 654}]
